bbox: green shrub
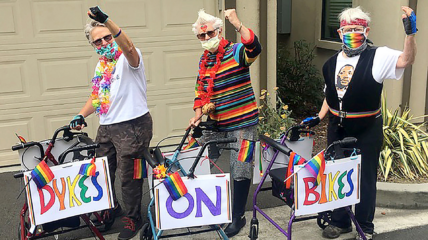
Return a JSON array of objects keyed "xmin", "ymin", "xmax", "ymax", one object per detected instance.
[
  {"xmin": 277, "ymin": 40, "xmax": 324, "ymax": 117},
  {"xmin": 379, "ymin": 93, "xmax": 428, "ymax": 181}
]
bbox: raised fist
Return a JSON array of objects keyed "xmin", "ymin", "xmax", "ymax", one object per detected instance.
[{"xmin": 88, "ymin": 6, "xmax": 109, "ymax": 23}]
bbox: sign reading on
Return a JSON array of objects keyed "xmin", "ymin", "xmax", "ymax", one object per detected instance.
[
  {"xmin": 294, "ymin": 156, "xmax": 361, "ymax": 216},
  {"xmin": 24, "ymin": 157, "xmax": 114, "ymax": 228},
  {"xmin": 154, "ymin": 174, "xmax": 231, "ymax": 230}
]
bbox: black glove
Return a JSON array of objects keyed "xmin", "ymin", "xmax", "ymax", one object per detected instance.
[
  {"xmin": 302, "ymin": 116, "xmax": 320, "ymax": 128},
  {"xmin": 402, "ymin": 11, "xmax": 417, "ymax": 35},
  {"xmin": 70, "ymin": 115, "xmax": 87, "ymax": 129},
  {"xmin": 88, "ymin": 6, "xmax": 109, "ymax": 23}
]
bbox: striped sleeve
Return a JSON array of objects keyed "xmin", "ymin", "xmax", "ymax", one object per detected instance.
[
  {"xmin": 193, "ymin": 77, "xmax": 203, "ymax": 110},
  {"xmin": 233, "ymin": 28, "xmax": 262, "ymax": 67}
]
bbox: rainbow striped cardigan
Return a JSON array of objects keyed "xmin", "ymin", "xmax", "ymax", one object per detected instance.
[{"xmin": 193, "ymin": 29, "xmax": 262, "ymax": 132}]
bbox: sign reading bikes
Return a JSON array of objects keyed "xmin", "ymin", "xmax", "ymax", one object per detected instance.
[
  {"xmin": 24, "ymin": 157, "xmax": 114, "ymax": 227},
  {"xmin": 154, "ymin": 174, "xmax": 232, "ymax": 230},
  {"xmin": 294, "ymin": 156, "xmax": 361, "ymax": 216}
]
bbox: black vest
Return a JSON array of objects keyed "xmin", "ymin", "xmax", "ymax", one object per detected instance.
[{"xmin": 323, "ymin": 46, "xmax": 382, "ymax": 133}]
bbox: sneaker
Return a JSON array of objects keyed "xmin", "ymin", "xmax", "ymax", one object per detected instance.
[
  {"xmin": 92, "ymin": 204, "xmax": 124, "ymax": 224},
  {"xmin": 118, "ymin": 217, "xmax": 143, "ymax": 240},
  {"xmin": 356, "ymin": 232, "xmax": 373, "ymax": 240},
  {"xmin": 322, "ymin": 225, "xmax": 352, "ymax": 239}
]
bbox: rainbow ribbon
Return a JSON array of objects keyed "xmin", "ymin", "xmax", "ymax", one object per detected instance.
[
  {"xmin": 163, "ymin": 172, "xmax": 188, "ymax": 201},
  {"xmin": 285, "ymin": 152, "xmax": 306, "ymax": 189},
  {"xmin": 238, "ymin": 139, "xmax": 255, "ymax": 163},
  {"xmin": 31, "ymin": 160, "xmax": 55, "ymax": 189}
]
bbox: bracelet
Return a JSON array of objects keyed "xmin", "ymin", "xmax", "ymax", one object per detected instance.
[
  {"xmin": 235, "ymin": 22, "xmax": 243, "ymax": 32},
  {"xmin": 113, "ymin": 29, "xmax": 122, "ymax": 38}
]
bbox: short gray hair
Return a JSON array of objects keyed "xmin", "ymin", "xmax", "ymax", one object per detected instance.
[
  {"xmin": 339, "ymin": 6, "xmax": 371, "ymax": 25},
  {"xmin": 84, "ymin": 19, "xmax": 106, "ymax": 43},
  {"xmin": 192, "ymin": 9, "xmax": 223, "ymax": 35}
]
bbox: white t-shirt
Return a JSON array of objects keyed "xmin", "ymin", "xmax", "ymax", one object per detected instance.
[
  {"xmin": 97, "ymin": 48, "xmax": 149, "ymax": 125},
  {"xmin": 335, "ymin": 46, "xmax": 404, "ymax": 98}
]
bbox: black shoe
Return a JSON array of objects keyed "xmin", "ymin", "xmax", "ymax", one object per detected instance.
[
  {"xmin": 322, "ymin": 225, "xmax": 352, "ymax": 239},
  {"xmin": 224, "ymin": 215, "xmax": 246, "ymax": 237},
  {"xmin": 118, "ymin": 217, "xmax": 143, "ymax": 240},
  {"xmin": 92, "ymin": 204, "xmax": 124, "ymax": 224}
]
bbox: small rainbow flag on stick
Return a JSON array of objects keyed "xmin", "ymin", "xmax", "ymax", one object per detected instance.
[
  {"xmin": 133, "ymin": 158, "xmax": 147, "ymax": 179},
  {"xmin": 183, "ymin": 137, "xmax": 199, "ymax": 150},
  {"xmin": 305, "ymin": 150, "xmax": 325, "ymax": 186},
  {"xmin": 16, "ymin": 134, "xmax": 27, "ymax": 144},
  {"xmin": 79, "ymin": 158, "xmax": 96, "ymax": 177},
  {"xmin": 31, "ymin": 160, "xmax": 54, "ymax": 189},
  {"xmin": 285, "ymin": 152, "xmax": 306, "ymax": 189},
  {"xmin": 163, "ymin": 171, "xmax": 188, "ymax": 201},
  {"xmin": 238, "ymin": 139, "xmax": 255, "ymax": 163}
]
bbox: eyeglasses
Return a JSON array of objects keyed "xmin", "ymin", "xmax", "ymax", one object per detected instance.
[
  {"xmin": 196, "ymin": 28, "xmax": 219, "ymax": 40},
  {"xmin": 92, "ymin": 34, "xmax": 113, "ymax": 46},
  {"xmin": 341, "ymin": 27, "xmax": 365, "ymax": 34}
]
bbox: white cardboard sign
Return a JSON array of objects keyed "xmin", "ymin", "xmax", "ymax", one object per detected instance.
[
  {"xmin": 154, "ymin": 173, "xmax": 231, "ymax": 230},
  {"xmin": 24, "ymin": 157, "xmax": 114, "ymax": 229},
  {"xmin": 294, "ymin": 156, "xmax": 361, "ymax": 216}
]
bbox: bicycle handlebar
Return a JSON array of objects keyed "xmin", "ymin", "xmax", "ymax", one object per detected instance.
[
  {"xmin": 333, "ymin": 137, "xmax": 357, "ymax": 147},
  {"xmin": 11, "ymin": 141, "xmax": 45, "ymax": 159}
]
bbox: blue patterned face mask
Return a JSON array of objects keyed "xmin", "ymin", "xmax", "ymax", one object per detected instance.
[{"xmin": 95, "ymin": 41, "xmax": 119, "ymax": 59}]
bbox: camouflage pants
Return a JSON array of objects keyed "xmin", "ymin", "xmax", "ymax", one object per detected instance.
[
  {"xmin": 200, "ymin": 125, "xmax": 258, "ymax": 181},
  {"xmin": 95, "ymin": 112, "xmax": 153, "ymax": 220}
]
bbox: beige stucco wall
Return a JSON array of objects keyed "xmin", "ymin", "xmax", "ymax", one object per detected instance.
[{"xmin": 283, "ymin": 0, "xmax": 426, "ymax": 114}]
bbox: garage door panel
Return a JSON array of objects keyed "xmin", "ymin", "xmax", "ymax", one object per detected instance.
[
  {"xmin": 0, "ymin": 60, "xmax": 27, "ymax": 97},
  {"xmin": 32, "ymin": 0, "xmax": 86, "ymax": 35},
  {"xmin": 37, "ymin": 56, "xmax": 92, "ymax": 96},
  {"xmin": 102, "ymin": 0, "xmax": 148, "ymax": 29},
  {"xmin": 0, "ymin": 4, "xmax": 16, "ymax": 35},
  {"xmin": 166, "ymin": 100, "xmax": 195, "ymax": 135},
  {"xmin": 164, "ymin": 49, "xmax": 201, "ymax": 87}
]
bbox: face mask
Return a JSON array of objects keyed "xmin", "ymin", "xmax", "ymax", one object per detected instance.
[
  {"xmin": 201, "ymin": 35, "xmax": 220, "ymax": 52},
  {"xmin": 95, "ymin": 41, "xmax": 119, "ymax": 59},
  {"xmin": 342, "ymin": 31, "xmax": 366, "ymax": 49}
]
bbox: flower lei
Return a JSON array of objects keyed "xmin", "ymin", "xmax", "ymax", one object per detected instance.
[
  {"xmin": 197, "ymin": 38, "xmax": 228, "ymax": 105},
  {"xmin": 91, "ymin": 47, "xmax": 123, "ymax": 115}
]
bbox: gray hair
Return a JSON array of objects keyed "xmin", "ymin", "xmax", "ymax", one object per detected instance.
[
  {"xmin": 192, "ymin": 9, "xmax": 223, "ymax": 35},
  {"xmin": 84, "ymin": 19, "xmax": 106, "ymax": 43},
  {"xmin": 338, "ymin": 6, "xmax": 371, "ymax": 25}
]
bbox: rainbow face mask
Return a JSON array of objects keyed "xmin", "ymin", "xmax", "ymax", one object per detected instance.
[{"xmin": 342, "ymin": 31, "xmax": 366, "ymax": 49}]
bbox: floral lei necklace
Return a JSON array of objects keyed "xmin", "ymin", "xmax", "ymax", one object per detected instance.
[
  {"xmin": 197, "ymin": 38, "xmax": 228, "ymax": 105},
  {"xmin": 91, "ymin": 47, "xmax": 123, "ymax": 115}
]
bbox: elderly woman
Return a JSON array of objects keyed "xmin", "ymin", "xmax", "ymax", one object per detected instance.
[
  {"xmin": 189, "ymin": 9, "xmax": 262, "ymax": 237},
  {"xmin": 69, "ymin": 6, "xmax": 152, "ymax": 240},
  {"xmin": 306, "ymin": 6, "xmax": 417, "ymax": 240}
]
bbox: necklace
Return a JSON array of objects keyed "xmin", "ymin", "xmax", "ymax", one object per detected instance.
[
  {"xmin": 197, "ymin": 38, "xmax": 228, "ymax": 106},
  {"xmin": 91, "ymin": 47, "xmax": 123, "ymax": 115}
]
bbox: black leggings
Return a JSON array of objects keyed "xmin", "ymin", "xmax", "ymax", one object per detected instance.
[{"xmin": 327, "ymin": 116, "xmax": 383, "ymax": 234}]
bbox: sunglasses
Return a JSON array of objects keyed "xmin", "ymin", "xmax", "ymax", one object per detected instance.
[
  {"xmin": 92, "ymin": 34, "xmax": 113, "ymax": 46},
  {"xmin": 196, "ymin": 28, "xmax": 219, "ymax": 40}
]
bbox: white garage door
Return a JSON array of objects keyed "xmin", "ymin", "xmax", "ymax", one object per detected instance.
[{"xmin": 0, "ymin": 0, "xmax": 220, "ymax": 167}]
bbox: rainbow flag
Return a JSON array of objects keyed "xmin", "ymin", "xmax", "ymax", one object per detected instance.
[
  {"xmin": 79, "ymin": 158, "xmax": 96, "ymax": 176},
  {"xmin": 31, "ymin": 160, "xmax": 54, "ymax": 189},
  {"xmin": 133, "ymin": 158, "xmax": 147, "ymax": 179},
  {"xmin": 285, "ymin": 152, "xmax": 306, "ymax": 189},
  {"xmin": 305, "ymin": 150, "xmax": 325, "ymax": 186},
  {"xmin": 238, "ymin": 139, "xmax": 255, "ymax": 163},
  {"xmin": 183, "ymin": 137, "xmax": 199, "ymax": 150},
  {"xmin": 163, "ymin": 171, "xmax": 188, "ymax": 201}
]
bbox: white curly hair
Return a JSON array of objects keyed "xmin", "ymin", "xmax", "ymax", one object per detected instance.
[
  {"xmin": 192, "ymin": 9, "xmax": 223, "ymax": 35},
  {"xmin": 84, "ymin": 19, "xmax": 106, "ymax": 43},
  {"xmin": 339, "ymin": 6, "xmax": 371, "ymax": 25}
]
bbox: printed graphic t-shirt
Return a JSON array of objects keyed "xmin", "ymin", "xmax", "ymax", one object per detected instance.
[
  {"xmin": 98, "ymin": 48, "xmax": 149, "ymax": 125},
  {"xmin": 335, "ymin": 46, "xmax": 405, "ymax": 98}
]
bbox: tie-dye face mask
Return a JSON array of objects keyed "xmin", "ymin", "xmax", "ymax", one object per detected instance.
[{"xmin": 342, "ymin": 31, "xmax": 366, "ymax": 49}]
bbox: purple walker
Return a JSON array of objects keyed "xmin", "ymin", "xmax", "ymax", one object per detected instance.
[{"xmin": 249, "ymin": 124, "xmax": 367, "ymax": 240}]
